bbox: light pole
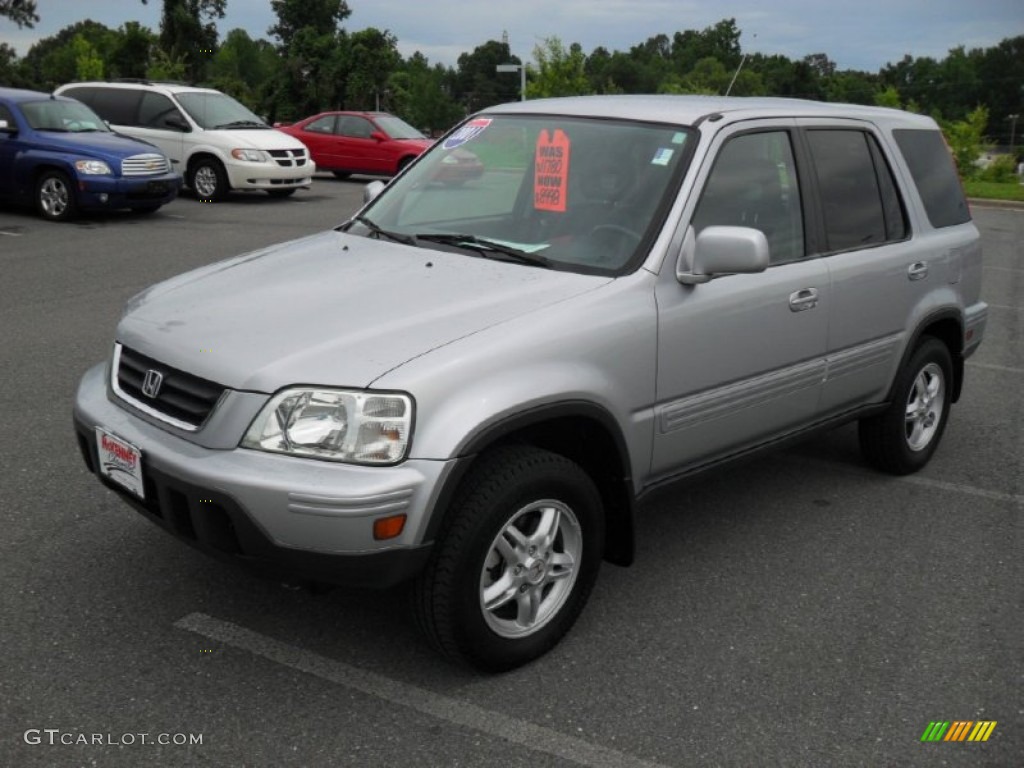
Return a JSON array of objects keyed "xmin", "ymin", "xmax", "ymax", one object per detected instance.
[
  {"xmin": 496, "ymin": 63, "xmax": 525, "ymax": 101},
  {"xmin": 1008, "ymin": 113, "xmax": 1019, "ymax": 155}
]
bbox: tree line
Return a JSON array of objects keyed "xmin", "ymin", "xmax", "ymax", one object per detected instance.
[{"xmin": 2, "ymin": 2, "xmax": 1022, "ymax": 157}]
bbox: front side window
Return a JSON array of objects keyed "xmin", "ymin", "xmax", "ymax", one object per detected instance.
[
  {"xmin": 338, "ymin": 116, "xmax": 374, "ymax": 139},
  {"xmin": 807, "ymin": 130, "xmax": 906, "ymax": 252},
  {"xmin": 20, "ymin": 100, "xmax": 109, "ymax": 133},
  {"xmin": 138, "ymin": 92, "xmax": 183, "ymax": 129},
  {"xmin": 353, "ymin": 114, "xmax": 693, "ymax": 275},
  {"xmin": 692, "ymin": 131, "xmax": 804, "ymax": 264}
]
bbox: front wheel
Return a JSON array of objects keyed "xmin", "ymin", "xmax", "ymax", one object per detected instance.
[
  {"xmin": 36, "ymin": 170, "xmax": 78, "ymax": 221},
  {"xmin": 189, "ymin": 158, "xmax": 228, "ymax": 202},
  {"xmin": 859, "ymin": 337, "xmax": 953, "ymax": 475},
  {"xmin": 413, "ymin": 445, "xmax": 604, "ymax": 671}
]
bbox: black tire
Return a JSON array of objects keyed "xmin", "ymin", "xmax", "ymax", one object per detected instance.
[
  {"xmin": 35, "ymin": 170, "xmax": 78, "ymax": 222},
  {"xmin": 859, "ymin": 336, "xmax": 953, "ymax": 475},
  {"xmin": 396, "ymin": 156, "xmax": 414, "ymax": 175},
  {"xmin": 331, "ymin": 171, "xmax": 351, "ymax": 180},
  {"xmin": 413, "ymin": 445, "xmax": 604, "ymax": 672},
  {"xmin": 188, "ymin": 157, "xmax": 228, "ymax": 202},
  {"xmin": 267, "ymin": 189, "xmax": 296, "ymax": 198}
]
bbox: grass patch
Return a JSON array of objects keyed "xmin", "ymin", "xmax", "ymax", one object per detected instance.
[{"xmin": 962, "ymin": 180, "xmax": 1024, "ymax": 202}]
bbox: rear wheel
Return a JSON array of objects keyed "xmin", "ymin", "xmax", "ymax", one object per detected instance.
[
  {"xmin": 859, "ymin": 337, "xmax": 953, "ymax": 475},
  {"xmin": 189, "ymin": 158, "xmax": 228, "ymax": 202},
  {"xmin": 36, "ymin": 170, "xmax": 77, "ymax": 222},
  {"xmin": 413, "ymin": 445, "xmax": 604, "ymax": 672}
]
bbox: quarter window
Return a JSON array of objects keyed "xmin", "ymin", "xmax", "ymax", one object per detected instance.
[
  {"xmin": 693, "ymin": 131, "xmax": 805, "ymax": 264},
  {"xmin": 806, "ymin": 130, "xmax": 907, "ymax": 252},
  {"xmin": 893, "ymin": 128, "xmax": 971, "ymax": 228}
]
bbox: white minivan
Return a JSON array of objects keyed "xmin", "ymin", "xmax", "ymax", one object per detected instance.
[{"xmin": 57, "ymin": 80, "xmax": 315, "ymax": 201}]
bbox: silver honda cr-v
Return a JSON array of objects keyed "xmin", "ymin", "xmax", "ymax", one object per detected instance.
[{"xmin": 74, "ymin": 95, "xmax": 987, "ymax": 671}]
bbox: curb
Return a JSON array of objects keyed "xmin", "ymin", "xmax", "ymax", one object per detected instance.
[{"xmin": 968, "ymin": 197, "xmax": 1024, "ymax": 211}]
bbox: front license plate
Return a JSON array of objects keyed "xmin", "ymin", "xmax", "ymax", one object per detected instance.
[
  {"xmin": 146, "ymin": 181, "xmax": 168, "ymax": 194},
  {"xmin": 96, "ymin": 428, "xmax": 145, "ymax": 499}
]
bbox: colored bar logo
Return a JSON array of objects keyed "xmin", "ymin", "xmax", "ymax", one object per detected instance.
[{"xmin": 921, "ymin": 721, "xmax": 997, "ymax": 742}]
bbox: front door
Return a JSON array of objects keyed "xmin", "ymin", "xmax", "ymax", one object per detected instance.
[{"xmin": 652, "ymin": 127, "xmax": 828, "ymax": 477}]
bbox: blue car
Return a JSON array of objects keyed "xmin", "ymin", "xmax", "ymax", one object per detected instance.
[{"xmin": 0, "ymin": 87, "xmax": 182, "ymax": 221}]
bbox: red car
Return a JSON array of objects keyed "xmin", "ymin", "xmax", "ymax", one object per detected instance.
[{"xmin": 276, "ymin": 111, "xmax": 432, "ymax": 179}]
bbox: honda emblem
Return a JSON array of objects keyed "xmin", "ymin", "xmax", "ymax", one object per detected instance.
[{"xmin": 141, "ymin": 369, "xmax": 164, "ymax": 398}]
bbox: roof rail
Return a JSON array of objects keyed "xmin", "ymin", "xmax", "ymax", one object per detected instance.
[{"xmin": 109, "ymin": 78, "xmax": 192, "ymax": 86}]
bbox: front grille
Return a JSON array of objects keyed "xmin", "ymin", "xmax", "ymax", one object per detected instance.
[
  {"xmin": 121, "ymin": 153, "xmax": 171, "ymax": 176},
  {"xmin": 267, "ymin": 149, "xmax": 308, "ymax": 168},
  {"xmin": 115, "ymin": 344, "xmax": 225, "ymax": 429}
]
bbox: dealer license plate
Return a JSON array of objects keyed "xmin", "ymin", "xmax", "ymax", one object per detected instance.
[{"xmin": 95, "ymin": 428, "xmax": 145, "ymax": 499}]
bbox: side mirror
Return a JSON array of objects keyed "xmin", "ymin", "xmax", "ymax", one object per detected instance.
[
  {"xmin": 363, "ymin": 179, "xmax": 386, "ymax": 204},
  {"xmin": 370, "ymin": 130, "xmax": 388, "ymax": 142},
  {"xmin": 165, "ymin": 115, "xmax": 190, "ymax": 132},
  {"xmin": 676, "ymin": 225, "xmax": 770, "ymax": 285}
]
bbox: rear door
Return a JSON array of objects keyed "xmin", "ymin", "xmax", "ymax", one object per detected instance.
[
  {"xmin": 652, "ymin": 124, "xmax": 829, "ymax": 477},
  {"xmin": 796, "ymin": 121, "xmax": 925, "ymax": 414}
]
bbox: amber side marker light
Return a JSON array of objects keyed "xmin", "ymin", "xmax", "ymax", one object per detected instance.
[{"xmin": 373, "ymin": 514, "xmax": 407, "ymax": 540}]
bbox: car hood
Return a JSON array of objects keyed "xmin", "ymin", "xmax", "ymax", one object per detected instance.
[
  {"xmin": 221, "ymin": 127, "xmax": 310, "ymax": 150},
  {"xmin": 117, "ymin": 231, "xmax": 610, "ymax": 392},
  {"xmin": 34, "ymin": 130, "xmax": 160, "ymax": 160}
]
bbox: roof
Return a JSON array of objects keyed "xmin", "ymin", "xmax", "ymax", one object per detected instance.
[
  {"xmin": 484, "ymin": 94, "xmax": 936, "ymax": 129},
  {"xmin": 0, "ymin": 86, "xmax": 60, "ymax": 103}
]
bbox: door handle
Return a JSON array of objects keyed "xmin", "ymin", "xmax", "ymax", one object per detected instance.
[
  {"xmin": 908, "ymin": 261, "xmax": 929, "ymax": 281},
  {"xmin": 789, "ymin": 288, "xmax": 819, "ymax": 312}
]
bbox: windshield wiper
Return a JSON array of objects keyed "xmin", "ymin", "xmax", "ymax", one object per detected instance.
[
  {"xmin": 347, "ymin": 215, "xmax": 418, "ymax": 246},
  {"xmin": 413, "ymin": 233, "xmax": 552, "ymax": 268},
  {"xmin": 212, "ymin": 120, "xmax": 267, "ymax": 130}
]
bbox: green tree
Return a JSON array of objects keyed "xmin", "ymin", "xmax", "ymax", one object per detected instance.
[
  {"xmin": 387, "ymin": 52, "xmax": 461, "ymax": 133},
  {"xmin": 20, "ymin": 20, "xmax": 117, "ymax": 89},
  {"xmin": 209, "ymin": 28, "xmax": 278, "ymax": 108},
  {"xmin": 455, "ymin": 40, "xmax": 521, "ymax": 111},
  {"xmin": 141, "ymin": 0, "xmax": 225, "ymax": 82},
  {"xmin": 873, "ymin": 85, "xmax": 902, "ymax": 108},
  {"xmin": 0, "ymin": 0, "xmax": 38, "ymax": 28},
  {"xmin": 269, "ymin": 0, "xmax": 349, "ymax": 47},
  {"xmin": 345, "ymin": 27, "xmax": 401, "ymax": 110},
  {"xmin": 526, "ymin": 37, "xmax": 590, "ymax": 99},
  {"xmin": 943, "ymin": 105, "xmax": 990, "ymax": 178},
  {"xmin": 71, "ymin": 34, "xmax": 104, "ymax": 80},
  {"xmin": 109, "ymin": 22, "xmax": 155, "ymax": 79},
  {"xmin": 0, "ymin": 42, "xmax": 29, "ymax": 87}
]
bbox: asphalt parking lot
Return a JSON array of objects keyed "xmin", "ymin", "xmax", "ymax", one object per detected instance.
[{"xmin": 1, "ymin": 180, "xmax": 1020, "ymax": 767}]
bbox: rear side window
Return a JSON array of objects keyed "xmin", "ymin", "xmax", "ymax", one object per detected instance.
[
  {"xmin": 86, "ymin": 88, "xmax": 141, "ymax": 126},
  {"xmin": 893, "ymin": 129, "xmax": 971, "ymax": 228},
  {"xmin": 807, "ymin": 130, "xmax": 906, "ymax": 252}
]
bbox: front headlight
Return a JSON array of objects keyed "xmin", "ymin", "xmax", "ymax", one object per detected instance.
[
  {"xmin": 231, "ymin": 148, "xmax": 269, "ymax": 162},
  {"xmin": 241, "ymin": 388, "xmax": 413, "ymax": 465},
  {"xmin": 75, "ymin": 159, "xmax": 112, "ymax": 175}
]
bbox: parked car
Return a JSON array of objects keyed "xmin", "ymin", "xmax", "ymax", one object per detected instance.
[
  {"xmin": 277, "ymin": 111, "xmax": 482, "ymax": 181},
  {"xmin": 55, "ymin": 81, "xmax": 314, "ymax": 202},
  {"xmin": 74, "ymin": 96, "xmax": 987, "ymax": 671},
  {"xmin": 0, "ymin": 87, "xmax": 181, "ymax": 221}
]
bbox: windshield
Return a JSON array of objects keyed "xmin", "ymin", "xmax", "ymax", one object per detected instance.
[
  {"xmin": 354, "ymin": 114, "xmax": 693, "ymax": 275},
  {"xmin": 175, "ymin": 92, "xmax": 266, "ymax": 130},
  {"xmin": 375, "ymin": 115, "xmax": 426, "ymax": 140},
  {"xmin": 21, "ymin": 99, "xmax": 110, "ymax": 133}
]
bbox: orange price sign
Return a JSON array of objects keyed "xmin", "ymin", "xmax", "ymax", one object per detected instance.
[{"xmin": 534, "ymin": 129, "xmax": 571, "ymax": 212}]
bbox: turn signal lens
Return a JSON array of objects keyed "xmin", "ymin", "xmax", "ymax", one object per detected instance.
[{"xmin": 373, "ymin": 514, "xmax": 407, "ymax": 540}]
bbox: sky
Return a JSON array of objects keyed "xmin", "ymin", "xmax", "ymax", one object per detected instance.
[{"xmin": 2, "ymin": 0, "xmax": 1023, "ymax": 73}]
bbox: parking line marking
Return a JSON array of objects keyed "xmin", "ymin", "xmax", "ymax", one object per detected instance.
[
  {"xmin": 967, "ymin": 361, "xmax": 1024, "ymax": 375},
  {"xmin": 0, "ymin": 231, "xmax": 23, "ymax": 237},
  {"xmin": 779, "ymin": 455, "xmax": 1024, "ymax": 506},
  {"xmin": 983, "ymin": 265, "xmax": 1024, "ymax": 273},
  {"xmin": 174, "ymin": 612, "xmax": 671, "ymax": 768},
  {"xmin": 986, "ymin": 303, "xmax": 1020, "ymax": 312}
]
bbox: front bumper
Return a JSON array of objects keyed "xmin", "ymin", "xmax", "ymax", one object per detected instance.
[
  {"xmin": 73, "ymin": 363, "xmax": 451, "ymax": 588},
  {"xmin": 223, "ymin": 159, "xmax": 316, "ymax": 191},
  {"xmin": 77, "ymin": 173, "xmax": 183, "ymax": 210}
]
